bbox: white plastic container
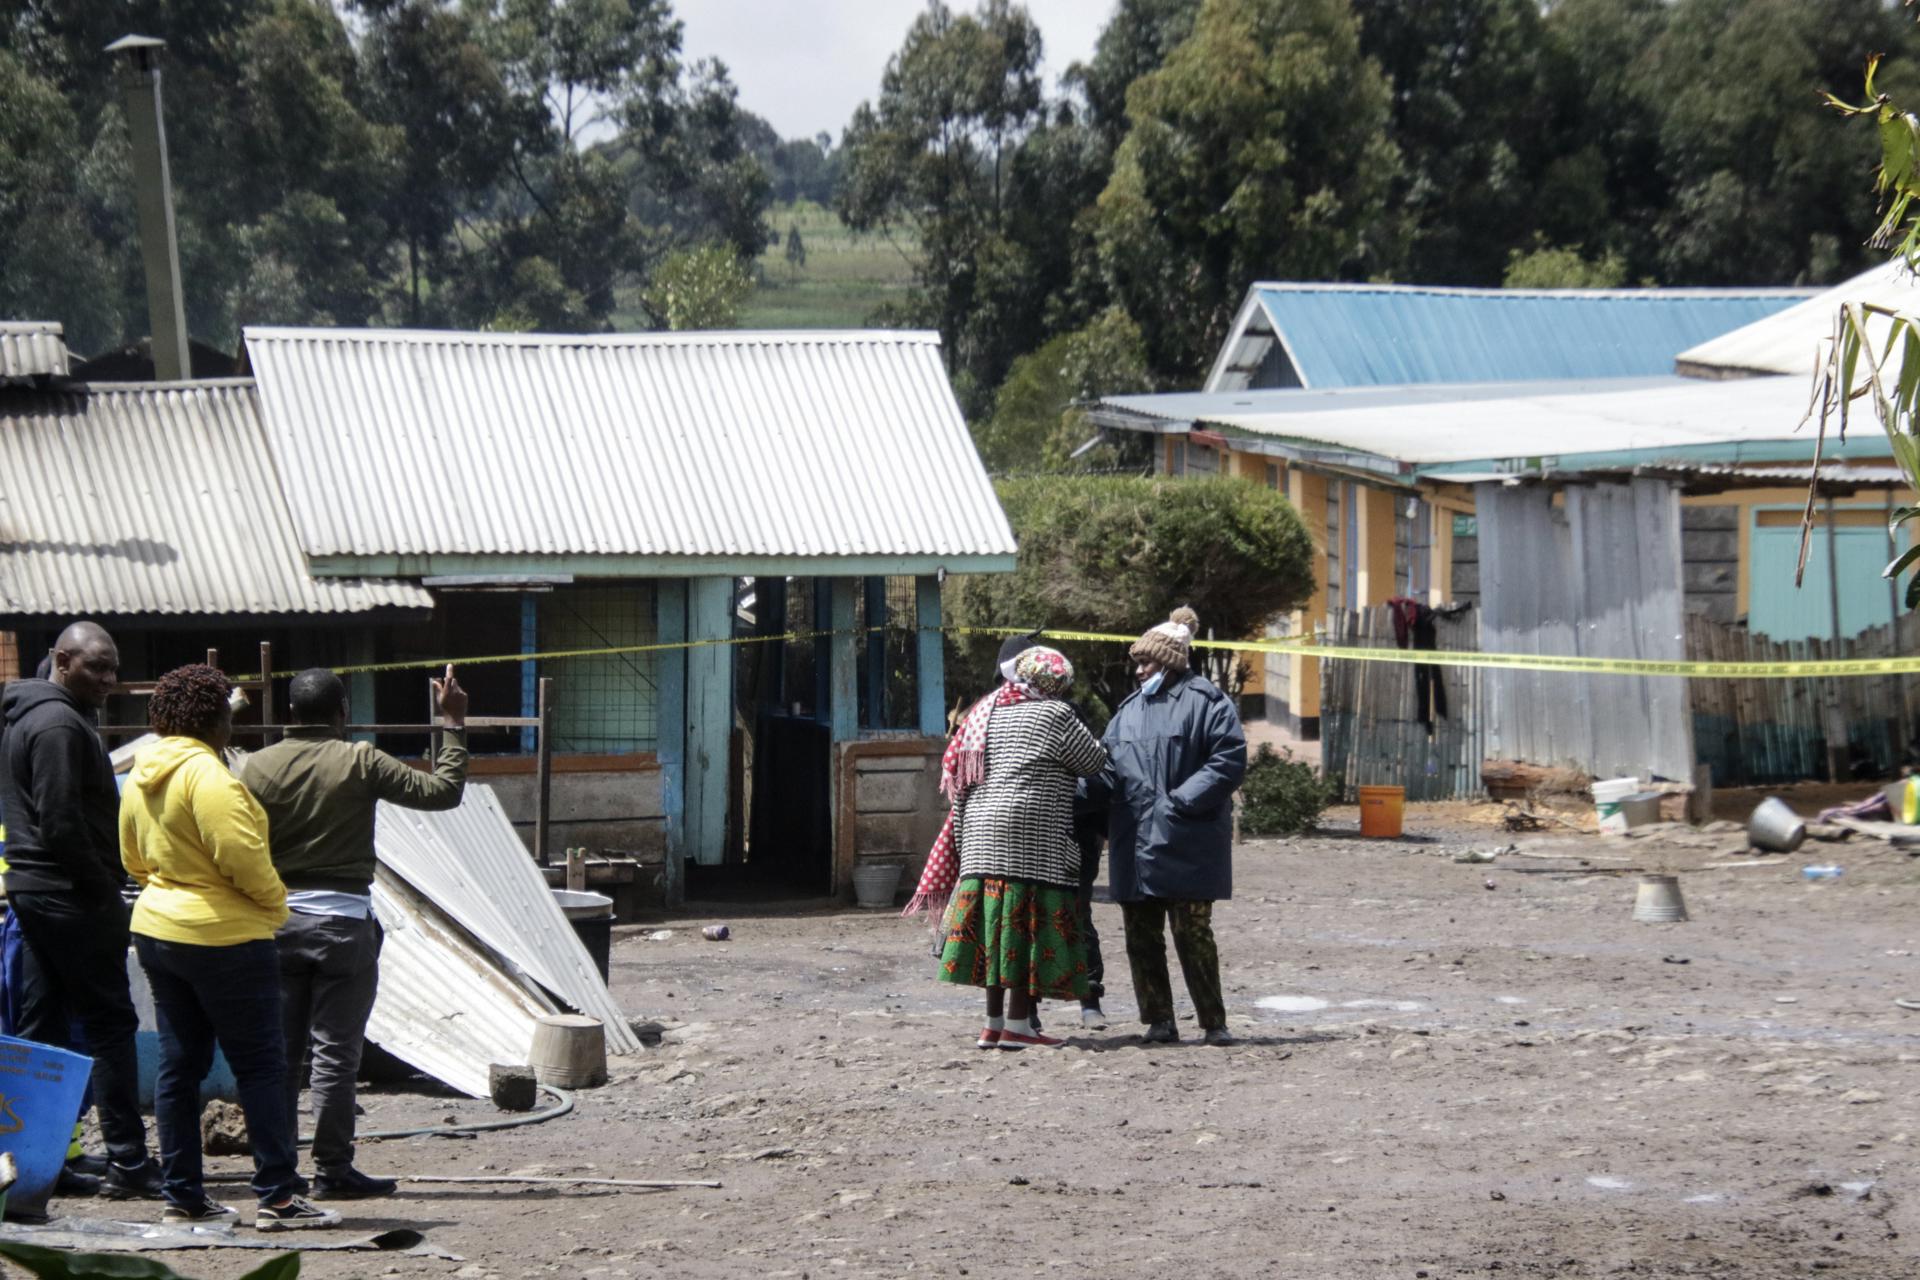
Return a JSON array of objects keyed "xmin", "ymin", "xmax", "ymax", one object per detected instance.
[{"xmin": 1592, "ymin": 777, "xmax": 1640, "ymax": 835}]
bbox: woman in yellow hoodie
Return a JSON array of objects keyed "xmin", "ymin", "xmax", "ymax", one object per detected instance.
[{"xmin": 120, "ymin": 664, "xmax": 339, "ymax": 1232}]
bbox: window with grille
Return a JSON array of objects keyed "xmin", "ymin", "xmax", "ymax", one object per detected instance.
[{"xmin": 537, "ymin": 584, "xmax": 659, "ymax": 752}]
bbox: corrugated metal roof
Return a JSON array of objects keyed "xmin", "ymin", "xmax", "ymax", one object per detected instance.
[
  {"xmin": 376, "ymin": 785, "xmax": 640, "ymax": 1056},
  {"xmin": 0, "ymin": 381, "xmax": 434, "ymax": 619},
  {"xmin": 1440, "ymin": 463, "xmax": 1907, "ymax": 491},
  {"xmin": 1093, "ymin": 378, "xmax": 1684, "ymax": 429},
  {"xmin": 1128, "ymin": 374, "xmax": 1864, "ymax": 468},
  {"xmin": 1207, "ymin": 283, "xmax": 1811, "ymax": 391},
  {"xmin": 367, "ymin": 868, "xmax": 554, "ymax": 1099},
  {"xmin": 1675, "ymin": 261, "xmax": 1920, "ymax": 379},
  {"xmin": 243, "ymin": 326, "xmax": 1017, "ymax": 566},
  {"xmin": 0, "ymin": 322, "xmax": 69, "ymax": 381}
]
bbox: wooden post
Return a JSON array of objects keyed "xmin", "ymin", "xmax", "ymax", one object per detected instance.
[
  {"xmin": 828, "ymin": 578, "xmax": 859, "ymax": 743},
  {"xmin": 1687, "ymin": 761, "xmax": 1713, "ymax": 826},
  {"xmin": 535, "ymin": 676, "xmax": 554, "ymax": 867},
  {"xmin": 1888, "ymin": 490, "xmax": 1907, "ymax": 769},
  {"xmin": 863, "ymin": 576, "xmax": 887, "ymax": 729},
  {"xmin": 915, "ymin": 575, "xmax": 946, "ymax": 737},
  {"xmin": 1823, "ymin": 494, "xmax": 1849, "ymax": 783},
  {"xmin": 520, "ymin": 594, "xmax": 539, "ymax": 755},
  {"xmin": 258, "ymin": 641, "xmax": 276, "ymax": 745},
  {"xmin": 684, "ymin": 577, "xmax": 733, "ymax": 868},
  {"xmin": 656, "ymin": 580, "xmax": 688, "ymax": 907},
  {"xmin": 426, "ymin": 680, "xmax": 441, "ymax": 765}
]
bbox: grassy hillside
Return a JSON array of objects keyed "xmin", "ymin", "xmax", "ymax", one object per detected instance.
[{"xmin": 740, "ymin": 200, "xmax": 919, "ymax": 330}]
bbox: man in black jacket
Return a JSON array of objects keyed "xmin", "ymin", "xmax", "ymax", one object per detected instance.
[{"xmin": 0, "ymin": 622, "xmax": 160, "ymax": 1199}]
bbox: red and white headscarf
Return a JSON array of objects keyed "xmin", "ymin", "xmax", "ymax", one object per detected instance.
[{"xmin": 902, "ymin": 647, "xmax": 1073, "ymax": 918}]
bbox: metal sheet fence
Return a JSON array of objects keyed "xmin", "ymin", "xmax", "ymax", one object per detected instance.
[
  {"xmin": 1476, "ymin": 480, "xmax": 1694, "ymax": 782},
  {"xmin": 1319, "ymin": 606, "xmax": 1486, "ymax": 801},
  {"xmin": 1687, "ymin": 612, "xmax": 1920, "ymax": 785}
]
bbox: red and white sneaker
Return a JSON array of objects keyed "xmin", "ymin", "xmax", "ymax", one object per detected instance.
[
  {"xmin": 999, "ymin": 1023, "xmax": 1065, "ymax": 1049},
  {"xmin": 977, "ymin": 1026, "xmax": 1002, "ymax": 1049}
]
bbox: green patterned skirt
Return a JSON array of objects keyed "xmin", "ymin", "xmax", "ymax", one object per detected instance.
[{"xmin": 936, "ymin": 876, "xmax": 1088, "ymax": 1001}]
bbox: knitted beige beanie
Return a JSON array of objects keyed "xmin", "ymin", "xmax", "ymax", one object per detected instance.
[{"xmin": 1129, "ymin": 605, "xmax": 1199, "ymax": 672}]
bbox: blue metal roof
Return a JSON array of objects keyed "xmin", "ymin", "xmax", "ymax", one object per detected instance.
[{"xmin": 1252, "ymin": 284, "xmax": 1812, "ymax": 388}]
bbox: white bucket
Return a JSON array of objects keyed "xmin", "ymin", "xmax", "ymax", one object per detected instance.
[{"xmin": 1592, "ymin": 777, "xmax": 1639, "ymax": 835}]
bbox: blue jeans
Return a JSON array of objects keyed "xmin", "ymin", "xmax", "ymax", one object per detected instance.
[{"xmin": 133, "ymin": 935, "xmax": 302, "ymax": 1207}]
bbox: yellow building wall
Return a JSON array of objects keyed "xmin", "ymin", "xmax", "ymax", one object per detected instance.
[{"xmin": 1284, "ymin": 469, "xmax": 1329, "ymax": 722}]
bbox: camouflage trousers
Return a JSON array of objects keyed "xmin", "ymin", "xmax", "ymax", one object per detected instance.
[{"xmin": 1120, "ymin": 898, "xmax": 1225, "ymax": 1031}]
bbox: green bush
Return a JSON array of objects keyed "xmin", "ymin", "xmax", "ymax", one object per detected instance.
[
  {"xmin": 944, "ymin": 474, "xmax": 1315, "ymax": 717},
  {"xmin": 1239, "ymin": 744, "xmax": 1335, "ymax": 837}
]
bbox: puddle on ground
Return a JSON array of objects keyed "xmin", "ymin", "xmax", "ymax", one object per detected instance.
[
  {"xmin": 1586, "ymin": 1176, "xmax": 1632, "ymax": 1191},
  {"xmin": 1684, "ymin": 1193, "xmax": 1724, "ymax": 1204},
  {"xmin": 1841, "ymin": 1181, "xmax": 1876, "ymax": 1198},
  {"xmin": 1495, "ymin": 996, "xmax": 1528, "ymax": 1005},
  {"xmin": 1255, "ymin": 995, "xmax": 1425, "ymax": 1015},
  {"xmin": 1341, "ymin": 999, "xmax": 1424, "ymax": 1012}
]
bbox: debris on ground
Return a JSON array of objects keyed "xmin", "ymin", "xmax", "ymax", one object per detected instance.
[{"xmin": 200, "ymin": 1099, "xmax": 249, "ymax": 1156}]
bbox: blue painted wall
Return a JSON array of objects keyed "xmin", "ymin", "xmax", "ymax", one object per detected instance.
[{"xmin": 1748, "ymin": 517, "xmax": 1905, "ymax": 642}]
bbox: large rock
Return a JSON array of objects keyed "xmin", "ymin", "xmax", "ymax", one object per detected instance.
[{"xmin": 202, "ymin": 1099, "xmax": 250, "ymax": 1155}]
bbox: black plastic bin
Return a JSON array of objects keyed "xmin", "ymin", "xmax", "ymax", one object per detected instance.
[{"xmin": 552, "ymin": 890, "xmax": 616, "ymax": 982}]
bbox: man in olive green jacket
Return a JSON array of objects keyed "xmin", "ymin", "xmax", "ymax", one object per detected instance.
[{"xmin": 237, "ymin": 666, "xmax": 467, "ymax": 1200}]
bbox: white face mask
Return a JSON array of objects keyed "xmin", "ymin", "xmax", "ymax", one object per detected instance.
[{"xmin": 1140, "ymin": 670, "xmax": 1165, "ymax": 697}]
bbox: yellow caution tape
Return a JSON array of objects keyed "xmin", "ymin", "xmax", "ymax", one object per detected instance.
[{"xmin": 261, "ymin": 624, "xmax": 1913, "ymax": 682}]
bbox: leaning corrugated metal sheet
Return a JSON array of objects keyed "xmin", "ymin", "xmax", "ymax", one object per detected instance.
[
  {"xmin": 376, "ymin": 785, "xmax": 640, "ymax": 1056},
  {"xmin": 0, "ymin": 321, "xmax": 68, "ymax": 380},
  {"xmin": 0, "ymin": 380, "xmax": 432, "ymax": 618},
  {"xmin": 1675, "ymin": 261, "xmax": 1920, "ymax": 379},
  {"xmin": 243, "ymin": 326, "xmax": 1017, "ymax": 562},
  {"xmin": 367, "ymin": 869, "xmax": 555, "ymax": 1099}
]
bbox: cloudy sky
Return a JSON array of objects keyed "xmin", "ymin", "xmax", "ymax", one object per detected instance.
[{"xmin": 677, "ymin": 0, "xmax": 1115, "ymax": 142}]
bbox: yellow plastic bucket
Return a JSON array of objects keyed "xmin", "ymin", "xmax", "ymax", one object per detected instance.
[{"xmin": 1358, "ymin": 785, "xmax": 1405, "ymax": 838}]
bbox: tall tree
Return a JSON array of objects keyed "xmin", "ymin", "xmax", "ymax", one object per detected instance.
[
  {"xmin": 1533, "ymin": 0, "xmax": 1673, "ymax": 282},
  {"xmin": 1352, "ymin": 0, "xmax": 1555, "ymax": 285},
  {"xmin": 450, "ymin": 0, "xmax": 769, "ymax": 329},
  {"xmin": 1071, "ymin": 0, "xmax": 1199, "ymax": 149},
  {"xmin": 1631, "ymin": 0, "xmax": 1920, "ymax": 285},
  {"xmin": 838, "ymin": 0, "xmax": 1045, "ymax": 409},
  {"xmin": 1092, "ymin": 0, "xmax": 1399, "ymax": 384},
  {"xmin": 360, "ymin": 0, "xmax": 532, "ymax": 325},
  {"xmin": 0, "ymin": 48, "xmax": 123, "ymax": 352}
]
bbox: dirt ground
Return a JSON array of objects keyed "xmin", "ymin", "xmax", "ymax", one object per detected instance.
[{"xmin": 32, "ymin": 798, "xmax": 1920, "ymax": 1279}]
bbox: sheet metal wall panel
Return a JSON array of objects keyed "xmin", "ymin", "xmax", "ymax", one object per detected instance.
[
  {"xmin": 375, "ymin": 784, "xmax": 640, "ymax": 1055},
  {"xmin": 1252, "ymin": 286, "xmax": 1807, "ymax": 389},
  {"xmin": 244, "ymin": 327, "xmax": 1017, "ymax": 562},
  {"xmin": 0, "ymin": 381, "xmax": 431, "ymax": 618},
  {"xmin": 1478, "ymin": 479, "xmax": 1692, "ymax": 781},
  {"xmin": 0, "ymin": 322, "xmax": 67, "ymax": 379}
]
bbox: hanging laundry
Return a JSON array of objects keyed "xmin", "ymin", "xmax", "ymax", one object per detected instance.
[{"xmin": 1387, "ymin": 597, "xmax": 1447, "ymax": 733}]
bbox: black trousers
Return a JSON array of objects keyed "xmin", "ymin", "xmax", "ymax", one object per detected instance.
[
  {"xmin": 1075, "ymin": 834, "xmax": 1105, "ymax": 1002},
  {"xmin": 9, "ymin": 891, "xmax": 148, "ymax": 1165}
]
